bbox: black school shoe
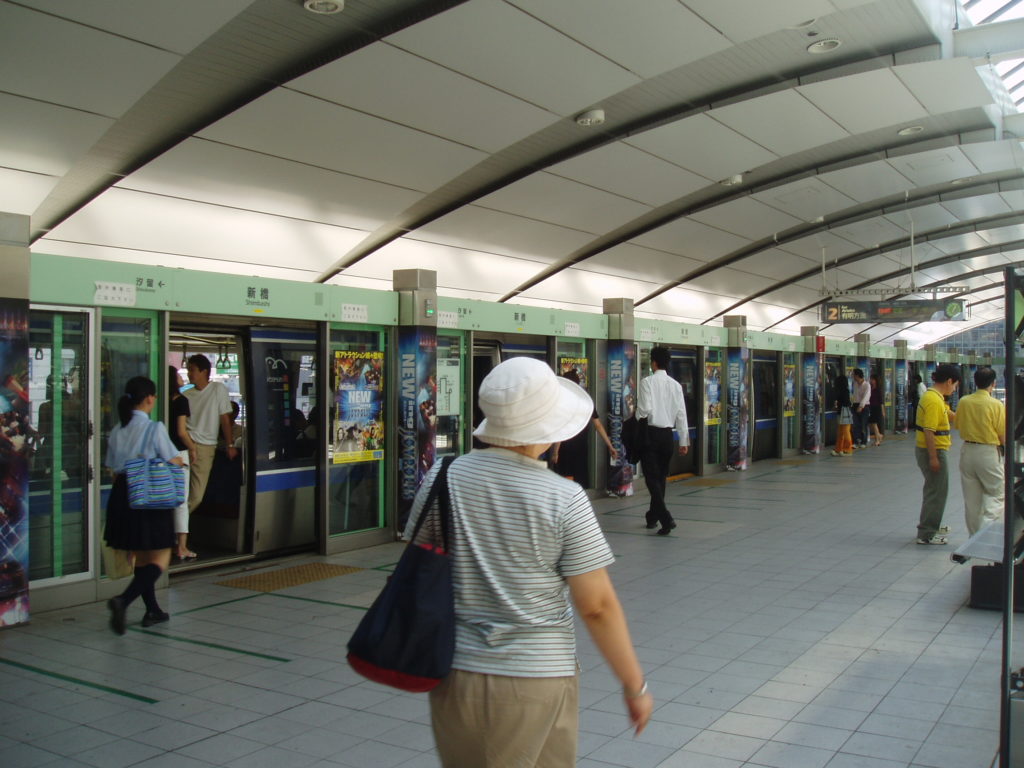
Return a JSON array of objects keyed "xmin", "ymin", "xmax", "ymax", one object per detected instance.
[
  {"xmin": 657, "ymin": 521, "xmax": 677, "ymax": 536},
  {"xmin": 141, "ymin": 610, "xmax": 170, "ymax": 627}
]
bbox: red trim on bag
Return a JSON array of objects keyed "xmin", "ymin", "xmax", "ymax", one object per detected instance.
[
  {"xmin": 347, "ymin": 653, "xmax": 442, "ymax": 693},
  {"xmin": 414, "ymin": 542, "xmax": 446, "ymax": 555}
]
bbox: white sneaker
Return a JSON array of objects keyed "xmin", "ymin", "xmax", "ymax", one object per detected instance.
[
  {"xmin": 916, "ymin": 536, "xmax": 948, "ymax": 545},
  {"xmin": 831, "ymin": 450, "xmax": 842, "ymax": 457}
]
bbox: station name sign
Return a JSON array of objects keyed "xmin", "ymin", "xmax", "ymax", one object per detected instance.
[{"xmin": 821, "ymin": 299, "xmax": 966, "ymax": 324}]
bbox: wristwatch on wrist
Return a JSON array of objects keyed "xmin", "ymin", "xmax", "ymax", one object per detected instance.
[{"xmin": 624, "ymin": 681, "xmax": 648, "ymax": 699}]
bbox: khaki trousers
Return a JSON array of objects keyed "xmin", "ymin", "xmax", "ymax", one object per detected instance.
[
  {"xmin": 430, "ymin": 669, "xmax": 578, "ymax": 768},
  {"xmin": 959, "ymin": 442, "xmax": 1004, "ymax": 536},
  {"xmin": 188, "ymin": 443, "xmax": 217, "ymax": 512}
]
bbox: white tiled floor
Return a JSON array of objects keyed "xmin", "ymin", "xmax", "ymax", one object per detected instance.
[{"xmin": 0, "ymin": 436, "xmax": 1014, "ymax": 767}]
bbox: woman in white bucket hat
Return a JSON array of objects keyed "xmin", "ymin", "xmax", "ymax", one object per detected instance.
[{"xmin": 406, "ymin": 356, "xmax": 651, "ymax": 766}]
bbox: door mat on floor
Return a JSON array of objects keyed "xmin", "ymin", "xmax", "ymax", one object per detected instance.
[
  {"xmin": 683, "ymin": 477, "xmax": 736, "ymax": 487},
  {"xmin": 216, "ymin": 563, "xmax": 363, "ymax": 592}
]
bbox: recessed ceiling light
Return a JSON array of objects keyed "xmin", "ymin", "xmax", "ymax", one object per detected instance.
[
  {"xmin": 806, "ymin": 37, "xmax": 841, "ymax": 54},
  {"xmin": 575, "ymin": 108, "xmax": 605, "ymax": 127},
  {"xmin": 950, "ymin": 176, "xmax": 975, "ymax": 185},
  {"xmin": 719, "ymin": 173, "xmax": 744, "ymax": 186},
  {"xmin": 303, "ymin": 0, "xmax": 343, "ymax": 14},
  {"xmin": 897, "ymin": 125, "xmax": 924, "ymax": 136},
  {"xmin": 788, "ymin": 19, "xmax": 818, "ymax": 29}
]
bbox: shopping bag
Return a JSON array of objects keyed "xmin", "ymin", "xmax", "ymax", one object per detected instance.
[
  {"xmin": 124, "ymin": 422, "xmax": 186, "ymax": 510},
  {"xmin": 347, "ymin": 456, "xmax": 455, "ymax": 692},
  {"xmin": 101, "ymin": 543, "xmax": 134, "ymax": 579},
  {"xmin": 838, "ymin": 406, "xmax": 852, "ymax": 426}
]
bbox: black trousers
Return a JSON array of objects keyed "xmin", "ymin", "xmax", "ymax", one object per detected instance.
[{"xmin": 641, "ymin": 427, "xmax": 675, "ymax": 529}]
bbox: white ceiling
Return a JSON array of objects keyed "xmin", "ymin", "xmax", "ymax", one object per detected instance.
[{"xmin": 3, "ymin": 0, "xmax": 1024, "ymax": 346}]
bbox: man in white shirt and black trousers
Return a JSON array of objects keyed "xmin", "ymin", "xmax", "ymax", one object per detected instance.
[{"xmin": 636, "ymin": 347, "xmax": 689, "ymax": 536}]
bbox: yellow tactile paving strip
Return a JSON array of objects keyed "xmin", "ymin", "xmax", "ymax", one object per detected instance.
[{"xmin": 216, "ymin": 563, "xmax": 363, "ymax": 592}]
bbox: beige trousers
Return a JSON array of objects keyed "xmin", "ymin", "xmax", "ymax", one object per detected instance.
[
  {"xmin": 429, "ymin": 669, "xmax": 578, "ymax": 768},
  {"xmin": 959, "ymin": 442, "xmax": 1004, "ymax": 536},
  {"xmin": 188, "ymin": 443, "xmax": 217, "ymax": 512}
]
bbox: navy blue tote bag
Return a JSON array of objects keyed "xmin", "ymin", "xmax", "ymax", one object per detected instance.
[{"xmin": 347, "ymin": 456, "xmax": 455, "ymax": 692}]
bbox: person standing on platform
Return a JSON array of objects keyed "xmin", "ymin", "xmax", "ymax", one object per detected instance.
[
  {"xmin": 168, "ymin": 367, "xmax": 198, "ymax": 561},
  {"xmin": 955, "ymin": 366, "xmax": 1004, "ymax": 536},
  {"xmin": 410, "ymin": 357, "xmax": 651, "ymax": 766},
  {"xmin": 851, "ymin": 368, "xmax": 870, "ymax": 449},
  {"xmin": 915, "ymin": 364, "xmax": 960, "ymax": 545},
  {"xmin": 831, "ymin": 372, "xmax": 854, "ymax": 456},
  {"xmin": 183, "ymin": 354, "xmax": 237, "ymax": 513},
  {"xmin": 637, "ymin": 347, "xmax": 689, "ymax": 536}
]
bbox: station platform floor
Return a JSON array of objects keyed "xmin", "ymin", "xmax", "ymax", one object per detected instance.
[{"xmin": 1, "ymin": 435, "xmax": 1013, "ymax": 768}]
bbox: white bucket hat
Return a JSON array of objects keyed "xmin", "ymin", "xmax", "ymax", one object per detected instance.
[{"xmin": 473, "ymin": 357, "xmax": 593, "ymax": 447}]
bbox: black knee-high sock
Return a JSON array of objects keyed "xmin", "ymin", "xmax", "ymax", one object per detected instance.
[
  {"xmin": 121, "ymin": 564, "xmax": 162, "ymax": 610},
  {"xmin": 139, "ymin": 564, "xmax": 164, "ymax": 612}
]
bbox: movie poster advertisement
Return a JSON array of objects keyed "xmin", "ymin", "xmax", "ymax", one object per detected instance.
[
  {"xmin": 606, "ymin": 340, "xmax": 635, "ymax": 497},
  {"xmin": 332, "ymin": 350, "xmax": 384, "ymax": 465},
  {"xmin": 705, "ymin": 361, "xmax": 722, "ymax": 425},
  {"xmin": 398, "ymin": 327, "xmax": 437, "ymax": 521},
  {"xmin": 0, "ymin": 299, "xmax": 30, "ymax": 627},
  {"xmin": 726, "ymin": 347, "xmax": 749, "ymax": 470},
  {"xmin": 894, "ymin": 359, "xmax": 907, "ymax": 433},
  {"xmin": 559, "ymin": 357, "xmax": 588, "ymax": 387},
  {"xmin": 783, "ymin": 364, "xmax": 796, "ymax": 416},
  {"xmin": 802, "ymin": 352, "xmax": 821, "ymax": 453}
]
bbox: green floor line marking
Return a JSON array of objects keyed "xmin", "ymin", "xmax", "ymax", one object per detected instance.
[
  {"xmin": 269, "ymin": 593, "xmax": 368, "ymax": 611},
  {"xmin": 373, "ymin": 562, "xmax": 398, "ymax": 571},
  {"xmin": 176, "ymin": 594, "xmax": 262, "ymax": 615},
  {"xmin": 127, "ymin": 629, "xmax": 291, "ymax": 662},
  {"xmin": 0, "ymin": 657, "xmax": 159, "ymax": 704}
]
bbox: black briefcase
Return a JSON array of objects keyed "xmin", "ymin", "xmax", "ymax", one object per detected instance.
[{"xmin": 969, "ymin": 563, "xmax": 1024, "ymax": 613}]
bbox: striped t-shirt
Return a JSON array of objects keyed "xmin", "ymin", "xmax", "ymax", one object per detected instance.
[{"xmin": 405, "ymin": 447, "xmax": 614, "ymax": 677}]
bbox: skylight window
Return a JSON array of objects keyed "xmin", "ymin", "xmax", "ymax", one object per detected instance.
[{"xmin": 963, "ymin": 0, "xmax": 1024, "ymax": 111}]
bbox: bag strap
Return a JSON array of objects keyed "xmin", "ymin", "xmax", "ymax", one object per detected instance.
[
  {"xmin": 136, "ymin": 420, "xmax": 157, "ymax": 458},
  {"xmin": 409, "ymin": 455, "xmax": 455, "ymax": 551}
]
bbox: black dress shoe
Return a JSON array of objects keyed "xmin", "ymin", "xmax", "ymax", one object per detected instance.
[
  {"xmin": 108, "ymin": 597, "xmax": 126, "ymax": 635},
  {"xmin": 657, "ymin": 521, "xmax": 678, "ymax": 536},
  {"xmin": 645, "ymin": 521, "xmax": 658, "ymax": 529},
  {"xmin": 141, "ymin": 610, "xmax": 170, "ymax": 627}
]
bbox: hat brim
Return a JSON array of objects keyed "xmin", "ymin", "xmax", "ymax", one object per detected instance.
[{"xmin": 473, "ymin": 377, "xmax": 594, "ymax": 447}]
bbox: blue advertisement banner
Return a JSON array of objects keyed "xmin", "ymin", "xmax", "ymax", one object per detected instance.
[
  {"xmin": 606, "ymin": 340, "xmax": 635, "ymax": 497},
  {"xmin": 726, "ymin": 346, "xmax": 748, "ymax": 470},
  {"xmin": 894, "ymin": 359, "xmax": 907, "ymax": 433},
  {"xmin": 332, "ymin": 351, "xmax": 384, "ymax": 464},
  {"xmin": 802, "ymin": 352, "xmax": 821, "ymax": 454},
  {"xmin": 0, "ymin": 299, "xmax": 29, "ymax": 627},
  {"xmin": 397, "ymin": 327, "xmax": 437, "ymax": 522}
]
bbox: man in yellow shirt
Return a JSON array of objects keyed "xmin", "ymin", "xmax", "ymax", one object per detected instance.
[
  {"xmin": 955, "ymin": 367, "xmax": 1005, "ymax": 536},
  {"xmin": 915, "ymin": 364, "xmax": 960, "ymax": 545}
]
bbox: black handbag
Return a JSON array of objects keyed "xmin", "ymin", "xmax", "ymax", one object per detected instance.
[
  {"xmin": 621, "ymin": 416, "xmax": 648, "ymax": 464},
  {"xmin": 347, "ymin": 456, "xmax": 455, "ymax": 692}
]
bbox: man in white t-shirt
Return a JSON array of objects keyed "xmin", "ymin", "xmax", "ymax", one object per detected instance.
[{"xmin": 184, "ymin": 354, "xmax": 238, "ymax": 512}]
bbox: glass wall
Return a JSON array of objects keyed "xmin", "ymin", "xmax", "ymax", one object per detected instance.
[
  {"xmin": 328, "ymin": 327, "xmax": 386, "ymax": 535},
  {"xmin": 436, "ymin": 333, "xmax": 464, "ymax": 458},
  {"xmin": 27, "ymin": 310, "xmax": 91, "ymax": 581}
]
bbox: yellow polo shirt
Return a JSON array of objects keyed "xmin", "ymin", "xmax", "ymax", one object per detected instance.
[
  {"xmin": 955, "ymin": 389, "xmax": 1004, "ymax": 446},
  {"xmin": 916, "ymin": 388, "xmax": 952, "ymax": 450}
]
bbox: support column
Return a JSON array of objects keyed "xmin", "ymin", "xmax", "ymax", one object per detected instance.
[
  {"xmin": 894, "ymin": 340, "xmax": 909, "ymax": 433},
  {"xmin": 724, "ymin": 315, "xmax": 749, "ymax": 470},
  {"xmin": 0, "ymin": 213, "xmax": 31, "ymax": 627},
  {"xmin": 393, "ymin": 269, "xmax": 437, "ymax": 528},
  {"xmin": 603, "ymin": 298, "xmax": 636, "ymax": 497},
  {"xmin": 924, "ymin": 343, "xmax": 938, "ymax": 383},
  {"xmin": 800, "ymin": 325, "xmax": 822, "ymax": 454}
]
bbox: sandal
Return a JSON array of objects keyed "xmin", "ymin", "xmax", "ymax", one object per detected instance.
[{"xmin": 176, "ymin": 552, "xmax": 198, "ymax": 561}]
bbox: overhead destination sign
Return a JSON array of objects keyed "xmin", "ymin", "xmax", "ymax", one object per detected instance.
[{"xmin": 822, "ymin": 299, "xmax": 966, "ymax": 324}]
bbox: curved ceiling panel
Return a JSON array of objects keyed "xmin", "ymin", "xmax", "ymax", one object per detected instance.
[{"xmin": 6, "ymin": 0, "xmax": 1022, "ymax": 348}]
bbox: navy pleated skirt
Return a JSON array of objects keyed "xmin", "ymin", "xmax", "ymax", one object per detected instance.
[{"xmin": 103, "ymin": 474, "xmax": 175, "ymax": 551}]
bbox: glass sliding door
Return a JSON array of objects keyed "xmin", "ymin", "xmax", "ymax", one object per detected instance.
[
  {"xmin": 27, "ymin": 309, "xmax": 92, "ymax": 581},
  {"xmin": 328, "ymin": 327, "xmax": 386, "ymax": 535},
  {"xmin": 436, "ymin": 332, "xmax": 465, "ymax": 458}
]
